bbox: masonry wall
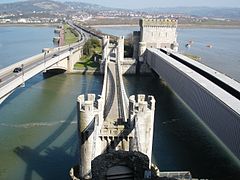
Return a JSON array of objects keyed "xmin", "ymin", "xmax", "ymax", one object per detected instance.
[{"xmin": 140, "ymin": 19, "xmax": 178, "ymax": 49}]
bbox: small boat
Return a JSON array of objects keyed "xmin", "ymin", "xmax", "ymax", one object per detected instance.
[
  {"xmin": 206, "ymin": 44, "xmax": 213, "ymax": 48},
  {"xmin": 185, "ymin": 43, "xmax": 191, "ymax": 48},
  {"xmin": 188, "ymin": 40, "xmax": 194, "ymax": 44}
]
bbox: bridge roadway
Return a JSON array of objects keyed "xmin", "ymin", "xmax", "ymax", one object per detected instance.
[
  {"xmin": 104, "ymin": 61, "xmax": 127, "ymax": 122},
  {"xmin": 0, "ymin": 23, "xmax": 87, "ymax": 104},
  {"xmin": 146, "ymin": 48, "xmax": 240, "ymax": 160}
]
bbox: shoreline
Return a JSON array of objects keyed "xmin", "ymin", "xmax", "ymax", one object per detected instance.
[
  {"xmin": 92, "ymin": 23, "xmax": 240, "ymax": 29},
  {"xmin": 178, "ymin": 24, "xmax": 240, "ymax": 29},
  {"xmin": 1, "ymin": 23, "xmax": 240, "ymax": 29},
  {"xmin": 91, "ymin": 24, "xmax": 138, "ymax": 28},
  {"xmin": 0, "ymin": 23, "xmax": 59, "ymax": 27}
]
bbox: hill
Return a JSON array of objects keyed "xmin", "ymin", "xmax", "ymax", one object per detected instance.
[{"xmin": 140, "ymin": 7, "xmax": 240, "ymax": 19}]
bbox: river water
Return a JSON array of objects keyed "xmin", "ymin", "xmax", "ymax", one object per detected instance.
[{"xmin": 0, "ymin": 26, "xmax": 239, "ymax": 180}]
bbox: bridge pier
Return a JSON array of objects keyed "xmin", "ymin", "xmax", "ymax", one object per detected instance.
[
  {"xmin": 44, "ymin": 47, "xmax": 83, "ymax": 73},
  {"xmin": 117, "ymin": 36, "xmax": 124, "ymax": 62},
  {"xmin": 101, "ymin": 36, "xmax": 110, "ymax": 73},
  {"xmin": 67, "ymin": 48, "xmax": 82, "ymax": 72}
]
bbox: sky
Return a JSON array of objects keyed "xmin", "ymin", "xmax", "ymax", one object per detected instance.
[{"xmin": 1, "ymin": 0, "xmax": 240, "ymax": 9}]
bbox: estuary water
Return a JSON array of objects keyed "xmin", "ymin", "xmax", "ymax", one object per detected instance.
[
  {"xmin": 98, "ymin": 26, "xmax": 240, "ymax": 82},
  {"xmin": 0, "ymin": 26, "xmax": 239, "ymax": 180}
]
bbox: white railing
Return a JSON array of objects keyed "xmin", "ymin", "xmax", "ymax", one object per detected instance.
[{"xmin": 100, "ymin": 60, "xmax": 109, "ymax": 111}]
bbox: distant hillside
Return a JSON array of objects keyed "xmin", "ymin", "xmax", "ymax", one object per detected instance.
[
  {"xmin": 140, "ymin": 7, "xmax": 240, "ymax": 19},
  {"xmin": 0, "ymin": 0, "xmax": 114, "ymax": 13},
  {"xmin": 1, "ymin": 0, "xmax": 240, "ymax": 20},
  {"xmin": 0, "ymin": 0, "xmax": 69, "ymax": 13},
  {"xmin": 65, "ymin": 1, "xmax": 114, "ymax": 12}
]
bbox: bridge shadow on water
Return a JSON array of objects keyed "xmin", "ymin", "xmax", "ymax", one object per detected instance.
[
  {"xmin": 13, "ymin": 108, "xmax": 79, "ymax": 180},
  {"xmin": 9, "ymin": 70, "xmax": 102, "ymax": 179},
  {"xmin": 42, "ymin": 69, "xmax": 66, "ymax": 79},
  {"xmin": 0, "ymin": 71, "xmax": 67, "ymax": 110}
]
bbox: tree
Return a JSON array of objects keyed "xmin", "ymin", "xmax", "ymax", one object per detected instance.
[
  {"xmin": 83, "ymin": 38, "xmax": 101, "ymax": 56},
  {"xmin": 124, "ymin": 33, "xmax": 134, "ymax": 57}
]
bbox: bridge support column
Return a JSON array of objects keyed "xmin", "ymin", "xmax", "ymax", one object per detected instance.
[
  {"xmin": 101, "ymin": 36, "xmax": 110, "ymax": 73},
  {"xmin": 67, "ymin": 48, "xmax": 82, "ymax": 72},
  {"xmin": 77, "ymin": 94, "xmax": 103, "ymax": 179},
  {"xmin": 117, "ymin": 36, "xmax": 124, "ymax": 62},
  {"xmin": 128, "ymin": 94, "xmax": 155, "ymax": 167},
  {"xmin": 139, "ymin": 41, "xmax": 146, "ymax": 62}
]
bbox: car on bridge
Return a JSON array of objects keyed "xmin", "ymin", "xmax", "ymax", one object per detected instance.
[
  {"xmin": 52, "ymin": 54, "xmax": 58, "ymax": 58},
  {"xmin": 13, "ymin": 67, "xmax": 22, "ymax": 73}
]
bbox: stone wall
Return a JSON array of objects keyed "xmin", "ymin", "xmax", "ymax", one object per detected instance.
[
  {"xmin": 140, "ymin": 18, "xmax": 178, "ymax": 49},
  {"xmin": 121, "ymin": 59, "xmax": 137, "ymax": 75}
]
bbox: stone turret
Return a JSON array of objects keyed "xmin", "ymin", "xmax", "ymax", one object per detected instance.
[
  {"xmin": 77, "ymin": 94, "xmax": 103, "ymax": 179},
  {"xmin": 128, "ymin": 94, "xmax": 155, "ymax": 167}
]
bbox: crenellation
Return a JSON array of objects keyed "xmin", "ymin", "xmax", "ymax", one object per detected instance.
[
  {"xmin": 148, "ymin": 95, "xmax": 156, "ymax": 110},
  {"xmin": 87, "ymin": 94, "xmax": 95, "ymax": 101},
  {"xmin": 138, "ymin": 101, "xmax": 148, "ymax": 112},
  {"xmin": 78, "ymin": 94, "xmax": 103, "ymax": 112},
  {"xmin": 137, "ymin": 94, "xmax": 146, "ymax": 102},
  {"xmin": 128, "ymin": 94, "xmax": 155, "ymax": 114},
  {"xmin": 140, "ymin": 18, "xmax": 178, "ymax": 28}
]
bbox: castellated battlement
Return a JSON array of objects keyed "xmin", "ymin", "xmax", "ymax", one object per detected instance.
[
  {"xmin": 129, "ymin": 94, "xmax": 155, "ymax": 115},
  {"xmin": 140, "ymin": 18, "xmax": 178, "ymax": 27},
  {"xmin": 77, "ymin": 94, "xmax": 103, "ymax": 112}
]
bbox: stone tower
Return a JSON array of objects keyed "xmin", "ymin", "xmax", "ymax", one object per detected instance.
[
  {"xmin": 133, "ymin": 18, "xmax": 179, "ymax": 60},
  {"xmin": 129, "ymin": 94, "xmax": 155, "ymax": 167},
  {"xmin": 77, "ymin": 94, "xmax": 103, "ymax": 179},
  {"xmin": 140, "ymin": 18, "xmax": 178, "ymax": 50}
]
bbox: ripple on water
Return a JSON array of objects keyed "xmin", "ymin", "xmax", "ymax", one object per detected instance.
[{"xmin": 0, "ymin": 121, "xmax": 77, "ymax": 128}]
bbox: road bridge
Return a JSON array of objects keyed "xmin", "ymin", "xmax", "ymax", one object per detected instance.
[
  {"xmin": 0, "ymin": 24, "xmax": 86, "ymax": 104},
  {"xmin": 144, "ymin": 48, "xmax": 240, "ymax": 160}
]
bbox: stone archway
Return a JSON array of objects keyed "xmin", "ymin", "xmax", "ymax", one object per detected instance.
[{"xmin": 91, "ymin": 150, "xmax": 149, "ymax": 179}]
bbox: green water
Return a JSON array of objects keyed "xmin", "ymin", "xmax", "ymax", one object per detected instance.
[
  {"xmin": 0, "ymin": 27, "xmax": 240, "ymax": 179},
  {"xmin": 0, "ymin": 74, "xmax": 103, "ymax": 179}
]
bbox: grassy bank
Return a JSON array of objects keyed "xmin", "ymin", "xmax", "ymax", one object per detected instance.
[
  {"xmin": 74, "ymin": 38, "xmax": 102, "ymax": 71},
  {"xmin": 74, "ymin": 55, "xmax": 99, "ymax": 70},
  {"xmin": 63, "ymin": 24, "xmax": 79, "ymax": 45}
]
